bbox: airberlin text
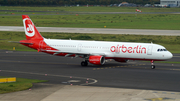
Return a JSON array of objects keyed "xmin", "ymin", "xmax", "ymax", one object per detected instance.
[{"xmin": 110, "ymin": 45, "xmax": 146, "ymax": 54}]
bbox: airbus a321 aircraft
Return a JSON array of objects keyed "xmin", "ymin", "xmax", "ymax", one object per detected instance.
[{"xmin": 19, "ymin": 15, "xmax": 173, "ymax": 69}]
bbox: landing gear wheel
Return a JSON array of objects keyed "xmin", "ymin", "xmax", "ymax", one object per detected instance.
[
  {"xmin": 151, "ymin": 65, "xmax": 155, "ymax": 69},
  {"xmin": 81, "ymin": 61, "xmax": 88, "ymax": 66},
  {"xmin": 150, "ymin": 60, "xmax": 155, "ymax": 69}
]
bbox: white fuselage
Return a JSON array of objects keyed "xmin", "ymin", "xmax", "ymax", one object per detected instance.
[
  {"xmin": 21, "ymin": 15, "xmax": 173, "ymax": 68},
  {"xmin": 44, "ymin": 38, "xmax": 173, "ymax": 61}
]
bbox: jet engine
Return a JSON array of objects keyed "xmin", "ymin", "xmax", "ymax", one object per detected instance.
[{"xmin": 89, "ymin": 55, "xmax": 105, "ymax": 65}]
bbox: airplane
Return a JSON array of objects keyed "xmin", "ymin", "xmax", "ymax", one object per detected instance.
[{"xmin": 19, "ymin": 15, "xmax": 173, "ymax": 69}]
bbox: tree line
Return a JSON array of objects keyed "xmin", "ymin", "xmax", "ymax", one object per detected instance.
[{"xmin": 0, "ymin": 0, "xmax": 160, "ymax": 6}]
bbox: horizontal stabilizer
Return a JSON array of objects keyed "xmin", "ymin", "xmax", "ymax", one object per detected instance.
[{"xmin": 9, "ymin": 41, "xmax": 33, "ymax": 45}]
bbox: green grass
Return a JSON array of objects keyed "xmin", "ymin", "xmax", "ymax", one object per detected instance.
[
  {"xmin": 0, "ymin": 76, "xmax": 47, "ymax": 94},
  {"xmin": 155, "ymin": 61, "xmax": 180, "ymax": 64},
  {"xmin": 143, "ymin": 61, "xmax": 180, "ymax": 64},
  {"xmin": 0, "ymin": 14, "xmax": 180, "ymax": 30},
  {"xmin": 0, "ymin": 32, "xmax": 34, "ymax": 51},
  {"xmin": 0, "ymin": 31, "xmax": 180, "ymax": 53},
  {"xmin": 0, "ymin": 6, "xmax": 179, "ymax": 52},
  {"xmin": 0, "ymin": 6, "xmax": 180, "ymax": 12},
  {"xmin": 0, "ymin": 11, "xmax": 60, "ymax": 15}
]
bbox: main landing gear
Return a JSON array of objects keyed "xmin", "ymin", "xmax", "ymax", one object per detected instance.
[
  {"xmin": 81, "ymin": 61, "xmax": 88, "ymax": 66},
  {"xmin": 151, "ymin": 60, "xmax": 155, "ymax": 69}
]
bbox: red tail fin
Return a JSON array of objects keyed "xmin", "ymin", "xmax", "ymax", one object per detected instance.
[{"xmin": 22, "ymin": 15, "xmax": 43, "ymax": 40}]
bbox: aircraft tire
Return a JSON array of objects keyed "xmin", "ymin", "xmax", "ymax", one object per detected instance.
[
  {"xmin": 151, "ymin": 65, "xmax": 155, "ymax": 69},
  {"xmin": 81, "ymin": 61, "xmax": 88, "ymax": 66}
]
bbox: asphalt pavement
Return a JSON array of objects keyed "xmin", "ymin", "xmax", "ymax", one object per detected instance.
[
  {"xmin": 0, "ymin": 26, "xmax": 180, "ymax": 36},
  {"xmin": 0, "ymin": 50, "xmax": 180, "ymax": 101}
]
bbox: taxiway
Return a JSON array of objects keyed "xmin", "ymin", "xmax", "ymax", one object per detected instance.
[
  {"xmin": 0, "ymin": 26, "xmax": 180, "ymax": 36},
  {"xmin": 0, "ymin": 50, "xmax": 180, "ymax": 100}
]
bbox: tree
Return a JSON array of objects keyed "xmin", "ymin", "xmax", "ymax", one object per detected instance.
[{"xmin": 0, "ymin": 0, "xmax": 160, "ymax": 6}]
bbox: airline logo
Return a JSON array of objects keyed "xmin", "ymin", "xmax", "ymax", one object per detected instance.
[
  {"xmin": 23, "ymin": 18, "xmax": 35, "ymax": 37},
  {"xmin": 110, "ymin": 45, "xmax": 146, "ymax": 54}
]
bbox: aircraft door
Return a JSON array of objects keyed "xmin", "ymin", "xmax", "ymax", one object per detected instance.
[
  {"xmin": 39, "ymin": 40, "xmax": 44, "ymax": 50},
  {"xmin": 147, "ymin": 45, "xmax": 153, "ymax": 55},
  {"xmin": 77, "ymin": 44, "xmax": 82, "ymax": 52}
]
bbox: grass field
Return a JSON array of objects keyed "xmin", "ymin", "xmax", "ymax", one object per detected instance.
[
  {"xmin": 0, "ymin": 31, "xmax": 180, "ymax": 53},
  {"xmin": 1, "ymin": 6, "xmax": 180, "ymax": 12},
  {"xmin": 0, "ymin": 76, "xmax": 47, "ymax": 94},
  {"xmin": 0, "ymin": 14, "xmax": 180, "ymax": 30},
  {"xmin": 0, "ymin": 6, "xmax": 179, "ymax": 52}
]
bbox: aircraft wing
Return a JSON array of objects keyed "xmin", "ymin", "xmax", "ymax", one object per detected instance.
[{"xmin": 41, "ymin": 49, "xmax": 106, "ymax": 57}]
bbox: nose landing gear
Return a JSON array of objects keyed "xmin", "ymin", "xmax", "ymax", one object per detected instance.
[{"xmin": 151, "ymin": 60, "xmax": 155, "ymax": 69}]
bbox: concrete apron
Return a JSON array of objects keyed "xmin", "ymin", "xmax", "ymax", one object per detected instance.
[
  {"xmin": 41, "ymin": 85, "xmax": 180, "ymax": 101},
  {"xmin": 0, "ymin": 83, "xmax": 179, "ymax": 101}
]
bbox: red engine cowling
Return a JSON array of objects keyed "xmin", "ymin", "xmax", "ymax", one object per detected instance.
[
  {"xmin": 114, "ymin": 59, "xmax": 129, "ymax": 63},
  {"xmin": 89, "ymin": 55, "xmax": 105, "ymax": 65}
]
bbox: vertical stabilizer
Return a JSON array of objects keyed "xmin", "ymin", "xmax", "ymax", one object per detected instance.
[{"xmin": 22, "ymin": 15, "xmax": 43, "ymax": 40}]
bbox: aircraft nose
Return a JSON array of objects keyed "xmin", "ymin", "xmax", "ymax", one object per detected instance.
[{"xmin": 166, "ymin": 51, "xmax": 173, "ymax": 59}]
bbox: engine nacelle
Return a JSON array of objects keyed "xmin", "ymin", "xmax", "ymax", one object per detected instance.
[
  {"xmin": 114, "ymin": 59, "xmax": 129, "ymax": 63},
  {"xmin": 89, "ymin": 55, "xmax": 105, "ymax": 65}
]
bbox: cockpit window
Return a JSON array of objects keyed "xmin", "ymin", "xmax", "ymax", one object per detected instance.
[{"xmin": 157, "ymin": 49, "xmax": 167, "ymax": 52}]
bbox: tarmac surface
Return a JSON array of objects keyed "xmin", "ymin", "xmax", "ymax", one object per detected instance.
[
  {"xmin": 0, "ymin": 26, "xmax": 180, "ymax": 36},
  {"xmin": 0, "ymin": 50, "xmax": 180, "ymax": 101}
]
